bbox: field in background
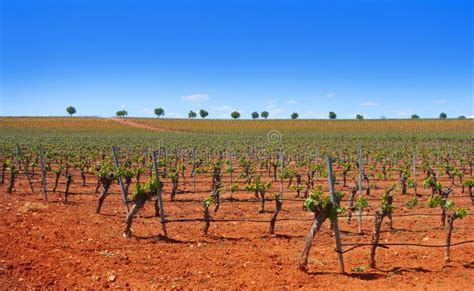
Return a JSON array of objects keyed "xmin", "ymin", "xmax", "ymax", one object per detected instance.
[{"xmin": 1, "ymin": 117, "xmax": 473, "ymax": 138}]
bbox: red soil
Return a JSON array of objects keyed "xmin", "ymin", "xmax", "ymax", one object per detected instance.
[
  {"xmin": 1, "ymin": 171, "xmax": 473, "ymax": 290},
  {"xmin": 107, "ymin": 118, "xmax": 169, "ymax": 132}
]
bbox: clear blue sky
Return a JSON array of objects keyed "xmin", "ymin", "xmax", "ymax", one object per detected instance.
[{"xmin": 1, "ymin": 0, "xmax": 472, "ymax": 119}]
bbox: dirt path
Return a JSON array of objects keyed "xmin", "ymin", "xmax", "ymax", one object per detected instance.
[{"xmin": 107, "ymin": 118, "xmax": 169, "ymax": 132}]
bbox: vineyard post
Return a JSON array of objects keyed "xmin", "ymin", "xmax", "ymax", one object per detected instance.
[
  {"xmin": 413, "ymin": 146, "xmax": 417, "ymax": 196},
  {"xmin": 326, "ymin": 156, "xmax": 345, "ymax": 273},
  {"xmin": 436, "ymin": 145, "xmax": 440, "ymax": 176},
  {"xmin": 38, "ymin": 146, "xmax": 47, "ymax": 201},
  {"xmin": 280, "ymin": 145, "xmax": 284, "ymax": 199},
  {"xmin": 192, "ymin": 145, "xmax": 196, "ymax": 190},
  {"xmin": 15, "ymin": 144, "xmax": 35, "ymax": 193},
  {"xmin": 357, "ymin": 143, "xmax": 363, "ymax": 234},
  {"xmin": 112, "ymin": 145, "xmax": 130, "ymax": 213},
  {"xmin": 152, "ymin": 150, "xmax": 168, "ymax": 237},
  {"xmin": 229, "ymin": 144, "xmax": 233, "ymax": 197}
]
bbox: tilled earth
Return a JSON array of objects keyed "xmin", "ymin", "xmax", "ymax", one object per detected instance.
[{"xmin": 1, "ymin": 172, "xmax": 473, "ymax": 289}]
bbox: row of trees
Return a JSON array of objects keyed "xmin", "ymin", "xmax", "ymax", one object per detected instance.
[{"xmin": 66, "ymin": 106, "xmax": 465, "ymax": 120}]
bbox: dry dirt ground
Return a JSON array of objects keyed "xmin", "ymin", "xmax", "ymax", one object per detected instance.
[
  {"xmin": 107, "ymin": 118, "xmax": 169, "ymax": 132},
  {"xmin": 1, "ymin": 170, "xmax": 473, "ymax": 290}
]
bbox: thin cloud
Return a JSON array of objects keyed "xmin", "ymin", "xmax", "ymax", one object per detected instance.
[
  {"xmin": 167, "ymin": 112, "xmax": 182, "ymax": 118},
  {"xmin": 433, "ymin": 99, "xmax": 447, "ymax": 104},
  {"xmin": 287, "ymin": 99, "xmax": 297, "ymax": 105},
  {"xmin": 326, "ymin": 92, "xmax": 336, "ymax": 98},
  {"xmin": 181, "ymin": 94, "xmax": 210, "ymax": 102},
  {"xmin": 266, "ymin": 99, "xmax": 278, "ymax": 104},
  {"xmin": 142, "ymin": 108, "xmax": 154, "ymax": 115},
  {"xmin": 360, "ymin": 101, "xmax": 378, "ymax": 107},
  {"xmin": 212, "ymin": 105, "xmax": 234, "ymax": 112}
]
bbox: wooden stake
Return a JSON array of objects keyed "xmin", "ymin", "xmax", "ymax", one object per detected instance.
[
  {"xmin": 152, "ymin": 150, "xmax": 167, "ymax": 237},
  {"xmin": 326, "ymin": 156, "xmax": 345, "ymax": 273},
  {"xmin": 15, "ymin": 144, "xmax": 35, "ymax": 193},
  {"xmin": 280, "ymin": 145, "xmax": 284, "ymax": 200},
  {"xmin": 112, "ymin": 145, "xmax": 130, "ymax": 213},
  {"xmin": 38, "ymin": 146, "xmax": 47, "ymax": 202},
  {"xmin": 413, "ymin": 146, "xmax": 417, "ymax": 196},
  {"xmin": 357, "ymin": 144, "xmax": 363, "ymax": 233}
]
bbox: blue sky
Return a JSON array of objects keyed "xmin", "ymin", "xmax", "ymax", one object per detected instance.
[{"xmin": 1, "ymin": 0, "xmax": 472, "ymax": 119}]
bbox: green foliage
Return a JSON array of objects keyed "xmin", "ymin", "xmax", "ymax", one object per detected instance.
[
  {"xmin": 131, "ymin": 176, "xmax": 160, "ymax": 200},
  {"xmin": 354, "ymin": 197, "xmax": 369, "ymax": 209},
  {"xmin": 303, "ymin": 187, "xmax": 344, "ymax": 221},
  {"xmin": 427, "ymin": 194, "xmax": 442, "ymax": 208},
  {"xmin": 329, "ymin": 111, "xmax": 337, "ymax": 119},
  {"xmin": 116, "ymin": 110, "xmax": 128, "ymax": 117},
  {"xmin": 231, "ymin": 111, "xmax": 241, "ymax": 120},
  {"xmin": 199, "ymin": 109, "xmax": 209, "ymax": 118},
  {"xmin": 154, "ymin": 108, "xmax": 165, "ymax": 118},
  {"xmin": 188, "ymin": 110, "xmax": 197, "ymax": 118},
  {"xmin": 455, "ymin": 208, "xmax": 468, "ymax": 219},
  {"xmin": 405, "ymin": 197, "xmax": 418, "ymax": 209},
  {"xmin": 351, "ymin": 265, "xmax": 367, "ymax": 273},
  {"xmin": 251, "ymin": 112, "xmax": 259, "ymax": 119},
  {"xmin": 230, "ymin": 184, "xmax": 239, "ymax": 192},
  {"xmin": 380, "ymin": 190, "xmax": 394, "ymax": 214},
  {"xmin": 94, "ymin": 160, "xmax": 116, "ymax": 178},
  {"xmin": 290, "ymin": 112, "xmax": 299, "ymax": 119},
  {"xmin": 260, "ymin": 111, "xmax": 269, "ymax": 119},
  {"xmin": 66, "ymin": 106, "xmax": 77, "ymax": 116},
  {"xmin": 203, "ymin": 197, "xmax": 214, "ymax": 208},
  {"xmin": 462, "ymin": 179, "xmax": 474, "ymax": 187}
]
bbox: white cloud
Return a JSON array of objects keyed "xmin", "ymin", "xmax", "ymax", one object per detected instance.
[
  {"xmin": 266, "ymin": 99, "xmax": 278, "ymax": 104},
  {"xmin": 264, "ymin": 102, "xmax": 285, "ymax": 117},
  {"xmin": 360, "ymin": 101, "xmax": 378, "ymax": 107},
  {"xmin": 326, "ymin": 92, "xmax": 336, "ymax": 98},
  {"xmin": 287, "ymin": 99, "xmax": 297, "ymax": 105},
  {"xmin": 467, "ymin": 115, "xmax": 474, "ymax": 119},
  {"xmin": 212, "ymin": 105, "xmax": 234, "ymax": 112},
  {"xmin": 211, "ymin": 105, "xmax": 237, "ymax": 118},
  {"xmin": 180, "ymin": 94, "xmax": 210, "ymax": 102},
  {"xmin": 142, "ymin": 108, "xmax": 154, "ymax": 115},
  {"xmin": 433, "ymin": 99, "xmax": 447, "ymax": 104},
  {"xmin": 167, "ymin": 112, "xmax": 182, "ymax": 118},
  {"xmin": 395, "ymin": 111, "xmax": 409, "ymax": 117}
]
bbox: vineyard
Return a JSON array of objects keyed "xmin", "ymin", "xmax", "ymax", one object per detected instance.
[{"xmin": 0, "ymin": 117, "xmax": 473, "ymax": 289}]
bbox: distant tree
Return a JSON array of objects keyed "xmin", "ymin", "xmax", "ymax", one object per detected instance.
[
  {"xmin": 291, "ymin": 112, "xmax": 299, "ymax": 120},
  {"xmin": 356, "ymin": 114, "xmax": 364, "ymax": 120},
  {"xmin": 188, "ymin": 110, "xmax": 197, "ymax": 118},
  {"xmin": 66, "ymin": 106, "xmax": 76, "ymax": 116},
  {"xmin": 154, "ymin": 108, "xmax": 165, "ymax": 118},
  {"xmin": 458, "ymin": 115, "xmax": 466, "ymax": 119},
  {"xmin": 380, "ymin": 116, "xmax": 386, "ymax": 120},
  {"xmin": 261, "ymin": 111, "xmax": 269, "ymax": 119},
  {"xmin": 251, "ymin": 111, "xmax": 259, "ymax": 119},
  {"xmin": 411, "ymin": 114, "xmax": 420, "ymax": 119},
  {"xmin": 116, "ymin": 110, "xmax": 128, "ymax": 118},
  {"xmin": 231, "ymin": 111, "xmax": 241, "ymax": 120},
  {"xmin": 329, "ymin": 111, "xmax": 337, "ymax": 119},
  {"xmin": 199, "ymin": 109, "xmax": 209, "ymax": 119},
  {"xmin": 439, "ymin": 112, "xmax": 447, "ymax": 119}
]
